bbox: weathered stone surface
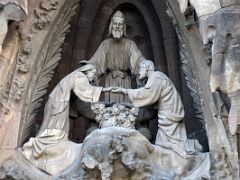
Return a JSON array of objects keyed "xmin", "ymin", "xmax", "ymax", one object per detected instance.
[
  {"xmin": 175, "ymin": 0, "xmax": 240, "ymax": 178},
  {"xmin": 0, "ymin": 0, "xmax": 80, "ymax": 150},
  {"xmin": 177, "ymin": 0, "xmax": 221, "ymax": 17},
  {"xmin": 0, "ymin": 128, "xmax": 210, "ymax": 180},
  {"xmin": 2, "ymin": 0, "xmax": 240, "ymax": 179},
  {"xmin": 0, "ymin": 150, "xmax": 52, "ymax": 180},
  {"xmin": 21, "ymin": 64, "xmax": 103, "ymax": 175}
]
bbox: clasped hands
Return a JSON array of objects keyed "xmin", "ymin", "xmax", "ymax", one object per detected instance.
[{"xmin": 102, "ymin": 87, "xmax": 127, "ymax": 94}]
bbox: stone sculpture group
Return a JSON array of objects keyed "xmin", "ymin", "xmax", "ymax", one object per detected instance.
[
  {"xmin": 1, "ymin": 0, "xmax": 240, "ymax": 178},
  {"xmin": 18, "ymin": 11, "xmax": 210, "ymax": 179}
]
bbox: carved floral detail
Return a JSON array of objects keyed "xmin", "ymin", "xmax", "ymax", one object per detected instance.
[
  {"xmin": 2, "ymin": 0, "xmax": 75, "ymax": 105},
  {"xmin": 210, "ymin": 149, "xmax": 233, "ymax": 179},
  {"xmin": 21, "ymin": 36, "xmax": 32, "ymax": 55},
  {"xmin": 34, "ymin": 0, "xmax": 58, "ymax": 30},
  {"xmin": 91, "ymin": 103, "xmax": 139, "ymax": 129},
  {"xmin": 21, "ymin": 0, "xmax": 80, "ymax": 143},
  {"xmin": 34, "ymin": 8, "xmax": 52, "ymax": 30},
  {"xmin": 2, "ymin": 0, "xmax": 61, "ymax": 105},
  {"xmin": 17, "ymin": 55, "xmax": 29, "ymax": 73},
  {"xmin": 40, "ymin": 0, "xmax": 58, "ymax": 12},
  {"xmin": 12, "ymin": 78, "xmax": 25, "ymax": 101}
]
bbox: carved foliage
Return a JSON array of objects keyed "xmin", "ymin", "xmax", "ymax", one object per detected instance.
[
  {"xmin": 21, "ymin": 0, "xmax": 80, "ymax": 142},
  {"xmin": 0, "ymin": 0, "xmax": 60, "ymax": 109},
  {"xmin": 210, "ymin": 150, "xmax": 233, "ymax": 180},
  {"xmin": 179, "ymin": 42, "xmax": 205, "ymax": 126},
  {"xmin": 34, "ymin": 0, "xmax": 59, "ymax": 30},
  {"xmin": 91, "ymin": 103, "xmax": 139, "ymax": 129},
  {"xmin": 177, "ymin": 37, "xmax": 209, "ymax": 143},
  {"xmin": 167, "ymin": 5, "xmax": 206, "ymax": 133}
]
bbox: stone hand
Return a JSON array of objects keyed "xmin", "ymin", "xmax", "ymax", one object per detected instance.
[
  {"xmin": 103, "ymin": 87, "xmax": 113, "ymax": 92},
  {"xmin": 111, "ymin": 87, "xmax": 127, "ymax": 94}
]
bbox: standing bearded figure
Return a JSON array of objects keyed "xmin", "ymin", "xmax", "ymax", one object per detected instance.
[{"xmin": 89, "ymin": 10, "xmax": 145, "ymax": 103}]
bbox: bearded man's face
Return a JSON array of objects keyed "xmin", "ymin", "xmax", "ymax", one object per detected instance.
[{"xmin": 112, "ymin": 19, "xmax": 124, "ymax": 39}]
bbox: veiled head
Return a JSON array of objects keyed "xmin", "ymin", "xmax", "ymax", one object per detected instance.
[{"xmin": 79, "ymin": 61, "xmax": 97, "ymax": 82}]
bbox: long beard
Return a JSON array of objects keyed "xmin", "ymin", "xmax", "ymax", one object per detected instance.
[{"xmin": 112, "ymin": 30, "xmax": 123, "ymax": 39}]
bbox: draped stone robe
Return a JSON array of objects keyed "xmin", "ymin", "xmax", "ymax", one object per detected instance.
[
  {"xmin": 127, "ymin": 71, "xmax": 201, "ymax": 156},
  {"xmin": 89, "ymin": 37, "xmax": 143, "ymax": 103},
  {"xmin": 21, "ymin": 69, "xmax": 102, "ymax": 175}
]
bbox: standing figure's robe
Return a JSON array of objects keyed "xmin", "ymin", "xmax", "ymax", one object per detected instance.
[
  {"xmin": 21, "ymin": 69, "xmax": 102, "ymax": 175},
  {"xmin": 89, "ymin": 37, "xmax": 143, "ymax": 103},
  {"xmin": 126, "ymin": 71, "xmax": 202, "ymax": 157}
]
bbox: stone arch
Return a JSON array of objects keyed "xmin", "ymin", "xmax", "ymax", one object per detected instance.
[
  {"xmin": 17, "ymin": 0, "xmax": 81, "ymax": 145},
  {"xmin": 18, "ymin": 0, "xmax": 209, "ymax": 152}
]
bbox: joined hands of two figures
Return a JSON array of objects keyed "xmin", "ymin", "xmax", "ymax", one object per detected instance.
[{"xmin": 102, "ymin": 87, "xmax": 127, "ymax": 94}]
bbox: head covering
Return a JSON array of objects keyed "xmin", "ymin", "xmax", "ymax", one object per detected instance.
[
  {"xmin": 79, "ymin": 60, "xmax": 96, "ymax": 72},
  {"xmin": 112, "ymin": 10, "xmax": 125, "ymax": 22},
  {"xmin": 108, "ymin": 10, "xmax": 127, "ymax": 37}
]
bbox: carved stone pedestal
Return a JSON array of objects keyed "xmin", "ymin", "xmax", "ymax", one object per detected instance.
[{"xmin": 0, "ymin": 127, "xmax": 210, "ymax": 180}]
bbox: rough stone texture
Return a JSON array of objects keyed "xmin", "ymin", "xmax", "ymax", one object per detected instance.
[
  {"xmin": 43, "ymin": 0, "xmax": 208, "ymax": 150},
  {"xmin": 0, "ymin": 0, "xmax": 239, "ymax": 179},
  {"xmin": 0, "ymin": 128, "xmax": 210, "ymax": 180},
  {"xmin": 17, "ymin": 10, "xmax": 208, "ymax": 178},
  {"xmin": 173, "ymin": 0, "xmax": 240, "ymax": 178}
]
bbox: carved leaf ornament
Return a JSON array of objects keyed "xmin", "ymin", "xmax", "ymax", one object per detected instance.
[{"xmin": 21, "ymin": 0, "xmax": 80, "ymax": 143}]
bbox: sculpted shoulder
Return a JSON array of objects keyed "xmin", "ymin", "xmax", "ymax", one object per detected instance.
[
  {"xmin": 124, "ymin": 38, "xmax": 137, "ymax": 46},
  {"xmin": 72, "ymin": 70, "xmax": 87, "ymax": 79},
  {"xmin": 101, "ymin": 38, "xmax": 113, "ymax": 45},
  {"xmin": 152, "ymin": 71, "xmax": 168, "ymax": 80},
  {"xmin": 102, "ymin": 38, "xmax": 111, "ymax": 44},
  {"xmin": 106, "ymin": 37, "xmax": 137, "ymax": 45},
  {"xmin": 58, "ymin": 70, "xmax": 86, "ymax": 84}
]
